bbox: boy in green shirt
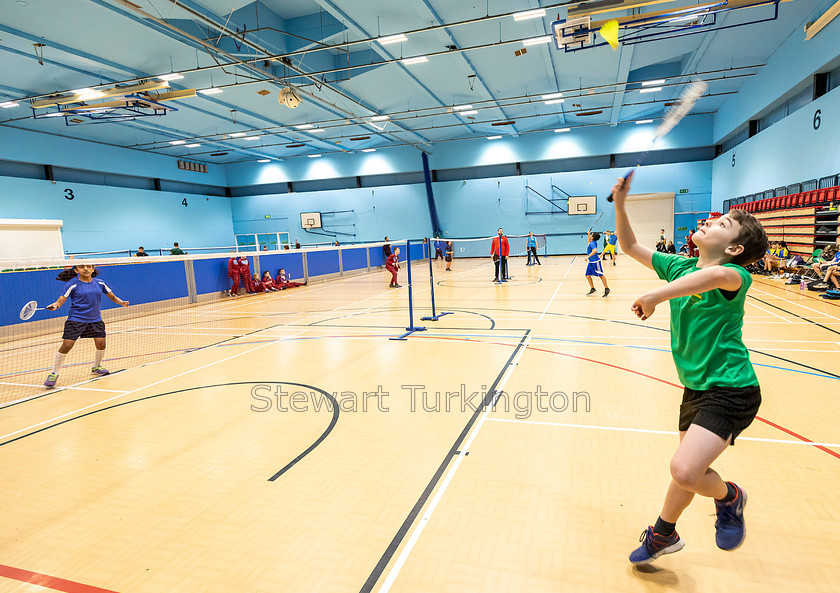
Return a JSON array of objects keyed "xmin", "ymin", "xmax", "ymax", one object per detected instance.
[{"xmin": 611, "ymin": 173, "xmax": 768, "ymax": 564}]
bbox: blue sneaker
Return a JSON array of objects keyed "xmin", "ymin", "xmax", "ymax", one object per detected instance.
[
  {"xmin": 715, "ymin": 483, "xmax": 747, "ymax": 550},
  {"xmin": 629, "ymin": 526, "xmax": 685, "ymax": 564},
  {"xmin": 91, "ymin": 366, "xmax": 110, "ymax": 376}
]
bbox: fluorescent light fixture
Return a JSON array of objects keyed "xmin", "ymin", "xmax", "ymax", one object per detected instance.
[
  {"xmin": 158, "ymin": 73, "xmax": 184, "ymax": 81},
  {"xmin": 198, "ymin": 87, "xmax": 223, "ymax": 95},
  {"xmin": 642, "ymin": 79, "xmax": 666, "ymax": 86},
  {"xmin": 459, "ymin": 109, "xmax": 478, "ymax": 115},
  {"xmin": 541, "ymin": 93, "xmax": 563, "ymax": 100},
  {"xmin": 370, "ymin": 115, "xmax": 390, "ymax": 121},
  {"xmin": 308, "ymin": 154, "xmax": 322, "ymax": 158},
  {"xmin": 555, "ymin": 127, "xmax": 571, "ymax": 132},
  {"xmin": 362, "ymin": 148, "xmax": 376, "ymax": 153},
  {"xmin": 453, "ymin": 104, "xmax": 473, "ymax": 111},
  {"xmin": 185, "ymin": 143, "xmax": 201, "ymax": 148},
  {"xmin": 310, "ymin": 128, "xmax": 326, "ymax": 133},
  {"xmin": 44, "ymin": 112, "xmax": 65, "ymax": 117},
  {"xmin": 523, "ymin": 35, "xmax": 552, "ymax": 46},
  {"xmin": 513, "ymin": 8, "xmax": 546, "ymax": 21},
  {"xmin": 635, "ymin": 119, "xmax": 653, "ymax": 124},
  {"xmin": 257, "ymin": 159, "xmax": 271, "ymax": 163},
  {"xmin": 71, "ymin": 87, "xmax": 96, "ymax": 95},
  {"xmin": 228, "ymin": 132, "xmax": 247, "ymax": 137},
  {"xmin": 544, "ymin": 99, "xmax": 565, "ymax": 105},
  {"xmin": 640, "ymin": 87, "xmax": 662, "ymax": 93},
  {"xmin": 402, "ymin": 56, "xmax": 428, "ymax": 65},
  {"xmin": 0, "ymin": 101, "xmax": 19, "ymax": 108},
  {"xmin": 378, "ymin": 33, "xmax": 407, "ymax": 45},
  {"xmin": 487, "ymin": 135, "xmax": 502, "ymax": 140},
  {"xmin": 243, "ymin": 136, "xmax": 260, "ymax": 140},
  {"xmin": 169, "ymin": 140, "xmax": 186, "ymax": 145},
  {"xmin": 295, "ymin": 123, "xmax": 314, "ymax": 129},
  {"xmin": 77, "ymin": 91, "xmax": 106, "ymax": 100}
]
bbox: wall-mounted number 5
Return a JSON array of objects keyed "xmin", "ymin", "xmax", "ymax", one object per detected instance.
[
  {"xmin": 182, "ymin": 198, "xmax": 188, "ymax": 207},
  {"xmin": 731, "ymin": 154, "xmax": 735, "ymax": 168},
  {"xmin": 64, "ymin": 189, "xmax": 75, "ymax": 200},
  {"xmin": 813, "ymin": 109, "xmax": 821, "ymax": 130}
]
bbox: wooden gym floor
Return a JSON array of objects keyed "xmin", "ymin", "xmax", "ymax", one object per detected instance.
[{"xmin": 1, "ymin": 255, "xmax": 838, "ymax": 593}]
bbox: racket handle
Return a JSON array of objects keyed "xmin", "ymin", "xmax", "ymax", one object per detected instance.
[{"xmin": 606, "ymin": 169, "xmax": 635, "ymax": 202}]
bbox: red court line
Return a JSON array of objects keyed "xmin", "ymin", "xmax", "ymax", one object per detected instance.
[{"xmin": 0, "ymin": 564, "xmax": 119, "ymax": 593}]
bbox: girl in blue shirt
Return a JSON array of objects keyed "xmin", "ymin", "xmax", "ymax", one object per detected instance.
[{"xmin": 44, "ymin": 264, "xmax": 129, "ymax": 388}]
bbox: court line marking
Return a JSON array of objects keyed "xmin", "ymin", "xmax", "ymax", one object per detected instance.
[
  {"xmin": 539, "ymin": 257, "xmax": 576, "ymax": 321},
  {"xmin": 750, "ymin": 287, "xmax": 840, "ymax": 321},
  {"xmin": 485, "ymin": 418, "xmax": 840, "ymax": 448},
  {"xmin": 374, "ymin": 333, "xmax": 532, "ymax": 593},
  {"xmin": 746, "ymin": 300, "xmax": 792, "ymax": 322},
  {"xmin": 0, "ymin": 563, "xmax": 119, "ymax": 593}
]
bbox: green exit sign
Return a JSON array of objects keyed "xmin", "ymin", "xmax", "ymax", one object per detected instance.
[
  {"xmin": 679, "ymin": 189, "xmax": 689, "ymax": 194},
  {"xmin": 265, "ymin": 215, "xmax": 271, "ymax": 219}
]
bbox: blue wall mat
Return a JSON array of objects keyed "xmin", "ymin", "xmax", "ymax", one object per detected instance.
[
  {"xmin": 194, "ymin": 257, "xmax": 235, "ymax": 295},
  {"xmin": 342, "ymin": 248, "xmax": 368, "ymax": 271},
  {"xmin": 259, "ymin": 253, "xmax": 305, "ymax": 281},
  {"xmin": 0, "ymin": 261, "xmax": 189, "ymax": 328},
  {"xmin": 368, "ymin": 246, "xmax": 385, "ymax": 267},
  {"xmin": 307, "ymin": 250, "xmax": 341, "ymax": 276}
]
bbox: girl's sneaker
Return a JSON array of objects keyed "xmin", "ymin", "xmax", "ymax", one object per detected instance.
[
  {"xmin": 44, "ymin": 373, "xmax": 58, "ymax": 388},
  {"xmin": 91, "ymin": 366, "xmax": 110, "ymax": 376}
]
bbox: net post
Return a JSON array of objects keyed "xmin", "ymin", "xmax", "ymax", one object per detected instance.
[
  {"xmin": 421, "ymin": 237, "xmax": 452, "ymax": 322},
  {"xmin": 390, "ymin": 239, "xmax": 427, "ymax": 340}
]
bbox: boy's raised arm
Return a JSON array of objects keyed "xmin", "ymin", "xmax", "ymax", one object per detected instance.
[{"xmin": 611, "ymin": 172, "xmax": 655, "ymax": 270}]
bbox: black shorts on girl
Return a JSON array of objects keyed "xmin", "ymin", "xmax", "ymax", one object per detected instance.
[
  {"xmin": 678, "ymin": 385, "xmax": 761, "ymax": 444},
  {"xmin": 62, "ymin": 320, "xmax": 107, "ymax": 340}
]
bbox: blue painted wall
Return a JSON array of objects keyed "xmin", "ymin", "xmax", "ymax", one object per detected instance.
[
  {"xmin": 711, "ymin": 86, "xmax": 840, "ymax": 211},
  {"xmin": 0, "ymin": 176, "xmax": 235, "ymax": 254}
]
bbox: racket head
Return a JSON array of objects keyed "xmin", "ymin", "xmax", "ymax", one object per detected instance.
[
  {"xmin": 655, "ymin": 80, "xmax": 708, "ymax": 139},
  {"xmin": 20, "ymin": 300, "xmax": 38, "ymax": 321}
]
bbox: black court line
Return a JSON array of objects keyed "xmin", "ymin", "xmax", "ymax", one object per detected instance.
[
  {"xmin": 0, "ymin": 382, "xmax": 339, "ymax": 483},
  {"xmin": 358, "ymin": 329, "xmax": 531, "ymax": 593},
  {"xmin": 748, "ymin": 295, "xmax": 840, "ymax": 336}
]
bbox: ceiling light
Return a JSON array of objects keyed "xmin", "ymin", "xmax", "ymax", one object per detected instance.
[
  {"xmin": 459, "ymin": 109, "xmax": 478, "ymax": 115},
  {"xmin": 243, "ymin": 136, "xmax": 260, "ymax": 140},
  {"xmin": 513, "ymin": 8, "xmax": 546, "ymax": 21},
  {"xmin": 635, "ymin": 119, "xmax": 653, "ymax": 124},
  {"xmin": 541, "ymin": 92, "xmax": 563, "ymax": 100},
  {"xmin": 185, "ymin": 143, "xmax": 201, "ymax": 148},
  {"xmin": 295, "ymin": 123, "xmax": 314, "ymax": 129},
  {"xmin": 370, "ymin": 115, "xmax": 390, "ymax": 121},
  {"xmin": 310, "ymin": 128, "xmax": 325, "ymax": 133},
  {"xmin": 544, "ymin": 99, "xmax": 565, "ymax": 105},
  {"xmin": 642, "ymin": 79, "xmax": 666, "ymax": 86},
  {"xmin": 640, "ymin": 87, "xmax": 662, "ymax": 93},
  {"xmin": 77, "ymin": 91, "xmax": 106, "ymax": 101},
  {"xmin": 44, "ymin": 112, "xmax": 65, "ymax": 117},
  {"xmin": 362, "ymin": 148, "xmax": 376, "ymax": 153},
  {"xmin": 71, "ymin": 87, "xmax": 96, "ymax": 95},
  {"xmin": 258, "ymin": 159, "xmax": 271, "ymax": 163},
  {"xmin": 402, "ymin": 56, "xmax": 428, "ymax": 65},
  {"xmin": 158, "ymin": 73, "xmax": 184, "ymax": 81},
  {"xmin": 308, "ymin": 154, "xmax": 322, "ymax": 158},
  {"xmin": 378, "ymin": 33, "xmax": 407, "ymax": 45},
  {"xmin": 198, "ymin": 88, "xmax": 223, "ymax": 95},
  {"xmin": 453, "ymin": 104, "xmax": 473, "ymax": 111},
  {"xmin": 487, "ymin": 135, "xmax": 502, "ymax": 140},
  {"xmin": 169, "ymin": 140, "xmax": 186, "ymax": 145},
  {"xmin": 523, "ymin": 36, "xmax": 552, "ymax": 46},
  {"xmin": 0, "ymin": 101, "xmax": 19, "ymax": 108},
  {"xmin": 555, "ymin": 128, "xmax": 571, "ymax": 132},
  {"xmin": 228, "ymin": 132, "xmax": 247, "ymax": 137}
]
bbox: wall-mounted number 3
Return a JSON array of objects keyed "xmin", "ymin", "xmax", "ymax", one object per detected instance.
[
  {"xmin": 813, "ymin": 109, "xmax": 821, "ymax": 130},
  {"xmin": 64, "ymin": 188, "xmax": 75, "ymax": 200}
]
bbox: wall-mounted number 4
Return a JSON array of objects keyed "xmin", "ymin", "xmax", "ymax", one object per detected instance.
[
  {"xmin": 813, "ymin": 109, "xmax": 821, "ymax": 130},
  {"xmin": 182, "ymin": 198, "xmax": 188, "ymax": 207},
  {"xmin": 64, "ymin": 189, "xmax": 74, "ymax": 200}
]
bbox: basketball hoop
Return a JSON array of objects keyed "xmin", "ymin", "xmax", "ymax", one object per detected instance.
[{"xmin": 552, "ymin": 16, "xmax": 593, "ymax": 50}]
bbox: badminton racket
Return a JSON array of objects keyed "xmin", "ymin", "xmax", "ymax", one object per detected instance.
[
  {"xmin": 19, "ymin": 300, "xmax": 47, "ymax": 321},
  {"xmin": 608, "ymin": 80, "xmax": 707, "ymax": 202}
]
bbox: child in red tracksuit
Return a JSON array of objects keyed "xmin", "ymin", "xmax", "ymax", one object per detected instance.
[
  {"xmin": 386, "ymin": 247, "xmax": 401, "ymax": 288},
  {"xmin": 262, "ymin": 271, "xmax": 280, "ymax": 291},
  {"xmin": 238, "ymin": 257, "xmax": 255, "ymax": 293},
  {"xmin": 252, "ymin": 273, "xmax": 266, "ymax": 292},
  {"xmin": 276, "ymin": 268, "xmax": 306, "ymax": 289},
  {"xmin": 228, "ymin": 256, "xmax": 241, "ymax": 296}
]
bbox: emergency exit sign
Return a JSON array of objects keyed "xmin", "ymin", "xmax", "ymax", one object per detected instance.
[
  {"xmin": 265, "ymin": 215, "xmax": 271, "ymax": 218},
  {"xmin": 679, "ymin": 189, "xmax": 689, "ymax": 194}
]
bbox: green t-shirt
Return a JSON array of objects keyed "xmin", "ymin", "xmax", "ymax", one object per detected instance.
[
  {"xmin": 170, "ymin": 247, "xmax": 185, "ymax": 255},
  {"xmin": 651, "ymin": 252, "xmax": 758, "ymax": 390}
]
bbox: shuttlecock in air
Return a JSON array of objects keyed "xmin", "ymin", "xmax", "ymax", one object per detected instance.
[{"xmin": 600, "ymin": 20, "xmax": 620, "ymax": 50}]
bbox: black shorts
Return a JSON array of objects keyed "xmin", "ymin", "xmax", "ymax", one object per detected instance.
[
  {"xmin": 62, "ymin": 320, "xmax": 106, "ymax": 340},
  {"xmin": 679, "ymin": 385, "xmax": 761, "ymax": 444},
  {"xmin": 445, "ymin": 255, "xmax": 452, "ymax": 262}
]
